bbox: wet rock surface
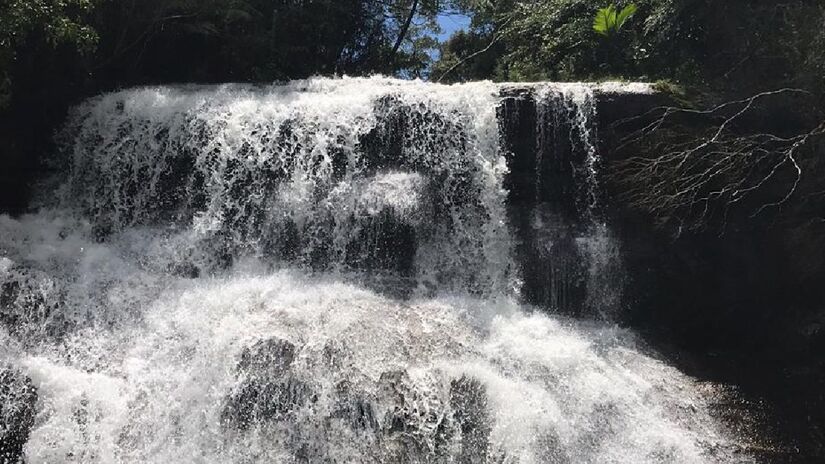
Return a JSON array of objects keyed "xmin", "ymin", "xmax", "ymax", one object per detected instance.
[
  {"xmin": 0, "ymin": 260, "xmax": 67, "ymax": 341},
  {"xmin": 221, "ymin": 338, "xmax": 313, "ymax": 429},
  {"xmin": 449, "ymin": 376, "xmax": 492, "ymax": 464},
  {"xmin": 0, "ymin": 367, "xmax": 38, "ymax": 464},
  {"xmin": 222, "ymin": 337, "xmax": 498, "ymax": 463}
]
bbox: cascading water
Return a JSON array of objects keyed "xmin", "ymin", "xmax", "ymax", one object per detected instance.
[
  {"xmin": 1, "ymin": 77, "xmax": 752, "ymax": 463},
  {"xmin": 535, "ymin": 84, "xmax": 623, "ymax": 319},
  {"xmin": 504, "ymin": 84, "xmax": 624, "ymax": 319}
]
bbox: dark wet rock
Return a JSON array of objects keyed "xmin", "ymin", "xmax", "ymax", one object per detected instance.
[
  {"xmin": 237, "ymin": 338, "xmax": 296, "ymax": 376},
  {"xmin": 169, "ymin": 261, "xmax": 200, "ymax": 279},
  {"xmin": 498, "ymin": 88, "xmax": 602, "ymax": 315},
  {"xmin": 519, "ymin": 207, "xmax": 587, "ymax": 315},
  {"xmin": 376, "ymin": 370, "xmax": 453, "ymax": 463},
  {"xmin": 223, "ymin": 378, "xmax": 313, "ymax": 429},
  {"xmin": 376, "ymin": 370, "xmax": 415, "ymax": 433},
  {"xmin": 222, "ymin": 338, "xmax": 312, "ymax": 430},
  {"xmin": 330, "ymin": 380, "xmax": 377, "ymax": 431},
  {"xmin": 0, "ymin": 367, "xmax": 38, "ymax": 464},
  {"xmin": 165, "ymin": 235, "xmax": 234, "ymax": 279},
  {"xmin": 359, "ymin": 96, "xmax": 467, "ymax": 175},
  {"xmin": 320, "ymin": 340, "xmax": 352, "ymax": 372},
  {"xmin": 450, "ymin": 376, "xmax": 492, "ymax": 464},
  {"xmin": 0, "ymin": 263, "xmax": 67, "ymax": 340},
  {"xmin": 90, "ymin": 222, "xmax": 113, "ymax": 243},
  {"xmin": 346, "ymin": 209, "xmax": 417, "ymax": 277}
]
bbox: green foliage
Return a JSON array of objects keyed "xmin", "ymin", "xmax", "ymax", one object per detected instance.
[
  {"xmin": 1, "ymin": 0, "xmax": 454, "ymax": 101},
  {"xmin": 0, "ymin": 0, "xmax": 98, "ymax": 49},
  {"xmin": 0, "ymin": 0, "xmax": 456, "ymax": 214},
  {"xmin": 593, "ymin": 4, "xmax": 637, "ymax": 37},
  {"xmin": 434, "ymin": 0, "xmax": 825, "ymax": 99},
  {"xmin": 432, "ymin": 29, "xmax": 506, "ymax": 83},
  {"xmin": 0, "ymin": 0, "xmax": 98, "ymax": 109}
]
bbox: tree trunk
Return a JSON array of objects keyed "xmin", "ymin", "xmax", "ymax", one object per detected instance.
[{"xmin": 390, "ymin": 0, "xmax": 419, "ymax": 61}]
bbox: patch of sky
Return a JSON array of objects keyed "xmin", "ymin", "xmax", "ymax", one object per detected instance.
[{"xmin": 437, "ymin": 13, "xmax": 471, "ymax": 41}]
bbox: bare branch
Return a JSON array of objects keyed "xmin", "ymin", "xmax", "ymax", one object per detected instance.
[{"xmin": 610, "ymin": 89, "xmax": 825, "ymax": 233}]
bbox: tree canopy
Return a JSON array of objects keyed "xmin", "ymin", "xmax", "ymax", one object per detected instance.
[
  {"xmin": 2, "ymin": 0, "xmax": 824, "ymax": 215},
  {"xmin": 434, "ymin": 0, "xmax": 824, "ymax": 99}
]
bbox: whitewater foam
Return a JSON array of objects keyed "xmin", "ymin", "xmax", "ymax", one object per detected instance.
[{"xmin": 1, "ymin": 77, "xmax": 747, "ymax": 463}]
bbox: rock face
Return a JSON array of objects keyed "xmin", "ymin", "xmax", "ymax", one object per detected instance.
[
  {"xmin": 0, "ymin": 260, "xmax": 67, "ymax": 341},
  {"xmin": 499, "ymin": 83, "xmax": 825, "ymax": 461},
  {"xmin": 0, "ymin": 367, "xmax": 38, "ymax": 464},
  {"xmin": 221, "ymin": 338, "xmax": 313, "ymax": 430},
  {"xmin": 498, "ymin": 83, "xmax": 654, "ymax": 317},
  {"xmin": 221, "ymin": 337, "xmax": 499, "ymax": 463},
  {"xmin": 598, "ymin": 92, "xmax": 825, "ymax": 462},
  {"xmin": 449, "ymin": 376, "xmax": 491, "ymax": 464}
]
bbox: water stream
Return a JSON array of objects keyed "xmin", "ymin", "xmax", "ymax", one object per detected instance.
[{"xmin": 1, "ymin": 77, "xmax": 749, "ymax": 463}]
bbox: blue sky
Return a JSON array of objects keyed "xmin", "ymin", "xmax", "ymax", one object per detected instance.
[{"xmin": 437, "ymin": 13, "xmax": 471, "ymax": 41}]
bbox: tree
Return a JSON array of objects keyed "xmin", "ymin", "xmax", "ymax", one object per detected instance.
[
  {"xmin": 0, "ymin": 0, "xmax": 455, "ymax": 214},
  {"xmin": 433, "ymin": 0, "xmax": 825, "ymax": 96},
  {"xmin": 0, "ymin": 0, "xmax": 98, "ymax": 109},
  {"xmin": 432, "ymin": 29, "xmax": 506, "ymax": 83}
]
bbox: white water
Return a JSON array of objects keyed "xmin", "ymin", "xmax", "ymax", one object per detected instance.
[{"xmin": 1, "ymin": 77, "xmax": 746, "ymax": 463}]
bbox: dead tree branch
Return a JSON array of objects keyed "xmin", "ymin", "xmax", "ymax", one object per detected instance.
[{"xmin": 610, "ymin": 89, "xmax": 825, "ymax": 234}]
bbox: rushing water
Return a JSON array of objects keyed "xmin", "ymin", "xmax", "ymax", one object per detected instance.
[{"xmin": 1, "ymin": 77, "xmax": 749, "ymax": 463}]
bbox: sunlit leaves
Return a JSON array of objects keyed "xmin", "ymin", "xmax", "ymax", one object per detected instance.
[{"xmin": 593, "ymin": 3, "xmax": 637, "ymax": 37}]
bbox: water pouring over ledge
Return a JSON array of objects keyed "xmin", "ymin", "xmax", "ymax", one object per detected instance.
[{"xmin": 0, "ymin": 77, "xmax": 754, "ymax": 463}]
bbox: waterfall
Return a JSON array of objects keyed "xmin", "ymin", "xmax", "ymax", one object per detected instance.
[
  {"xmin": 504, "ymin": 84, "xmax": 624, "ymax": 319},
  {"xmin": 1, "ymin": 77, "xmax": 750, "ymax": 463}
]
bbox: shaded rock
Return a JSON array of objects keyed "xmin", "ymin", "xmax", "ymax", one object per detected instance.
[
  {"xmin": 376, "ymin": 370, "xmax": 452, "ymax": 463},
  {"xmin": 320, "ymin": 339, "xmax": 351, "ymax": 372},
  {"xmin": 0, "ymin": 262, "xmax": 67, "ymax": 340},
  {"xmin": 330, "ymin": 380, "xmax": 377, "ymax": 431},
  {"xmin": 237, "ymin": 338, "xmax": 296, "ymax": 377},
  {"xmin": 345, "ymin": 208, "xmax": 417, "ymax": 277},
  {"xmin": 376, "ymin": 370, "xmax": 416, "ymax": 434},
  {"xmin": 0, "ymin": 367, "xmax": 38, "ymax": 464},
  {"xmin": 223, "ymin": 378, "xmax": 312, "ymax": 429},
  {"xmin": 498, "ymin": 87, "xmax": 603, "ymax": 315},
  {"xmin": 450, "ymin": 376, "xmax": 492, "ymax": 464},
  {"xmin": 168, "ymin": 261, "xmax": 200, "ymax": 279},
  {"xmin": 222, "ymin": 338, "xmax": 312, "ymax": 430}
]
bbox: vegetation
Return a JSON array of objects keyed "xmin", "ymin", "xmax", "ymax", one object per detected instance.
[
  {"xmin": 435, "ymin": 0, "xmax": 825, "ymax": 99},
  {"xmin": 0, "ymin": 0, "xmax": 98, "ymax": 108},
  {"xmin": 0, "ymin": 0, "xmax": 457, "ymax": 212},
  {"xmin": 612, "ymin": 89, "xmax": 825, "ymax": 232},
  {"xmin": 1, "ymin": 0, "xmax": 823, "ymax": 220},
  {"xmin": 592, "ymin": 4, "xmax": 637, "ymax": 38},
  {"xmin": 432, "ymin": 1, "xmax": 825, "ymax": 234}
]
